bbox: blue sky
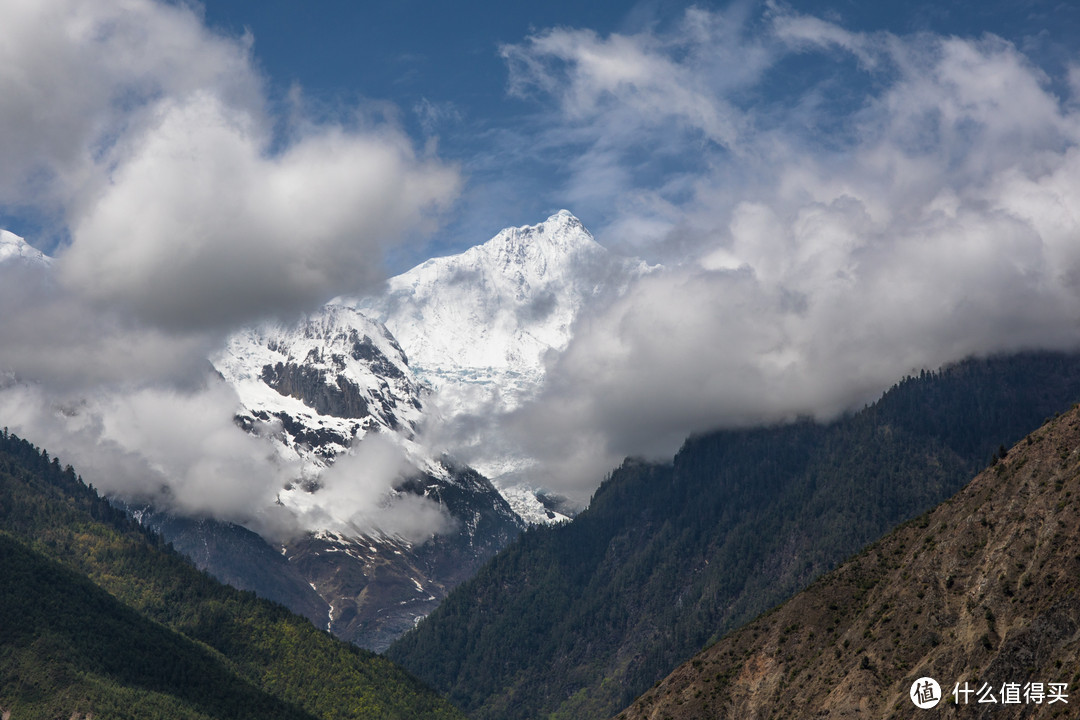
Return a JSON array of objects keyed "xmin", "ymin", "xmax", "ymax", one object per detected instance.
[
  {"xmin": 195, "ymin": 0, "xmax": 644, "ymax": 264},
  {"xmin": 4, "ymin": 0, "xmax": 1079, "ymax": 270},
  {"xmin": 189, "ymin": 0, "xmax": 1080, "ymax": 266},
  {"xmin": 4, "ymin": 0, "xmax": 1080, "ymax": 506}
]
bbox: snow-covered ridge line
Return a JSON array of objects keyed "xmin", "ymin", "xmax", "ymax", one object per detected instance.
[
  {"xmin": 0, "ymin": 230, "xmax": 50, "ymax": 267},
  {"xmin": 212, "ymin": 304, "xmax": 433, "ymax": 481},
  {"xmin": 352, "ymin": 209, "xmax": 610, "ymax": 385},
  {"xmin": 345, "ymin": 209, "xmax": 648, "ymax": 512}
]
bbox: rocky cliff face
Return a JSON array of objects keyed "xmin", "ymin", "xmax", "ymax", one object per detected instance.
[
  {"xmin": 199, "ymin": 305, "xmax": 524, "ymax": 651},
  {"xmin": 352, "ymin": 210, "xmax": 646, "ymax": 520},
  {"xmin": 616, "ymin": 406, "xmax": 1080, "ymax": 720},
  {"xmin": 288, "ymin": 463, "xmax": 523, "ymax": 650},
  {"xmin": 214, "ymin": 304, "xmax": 427, "ymax": 469}
]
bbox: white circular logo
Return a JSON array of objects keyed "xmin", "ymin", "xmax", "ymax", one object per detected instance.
[{"xmin": 910, "ymin": 677, "xmax": 941, "ymax": 709}]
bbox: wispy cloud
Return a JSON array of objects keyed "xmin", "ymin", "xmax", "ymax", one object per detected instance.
[
  {"xmin": 0, "ymin": 0, "xmax": 460, "ymax": 536},
  {"xmin": 493, "ymin": 6, "xmax": 1080, "ymax": 495}
]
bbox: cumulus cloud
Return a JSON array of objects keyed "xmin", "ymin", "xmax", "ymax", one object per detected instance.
[
  {"xmin": 287, "ymin": 434, "xmax": 455, "ymax": 543},
  {"xmin": 0, "ymin": 0, "xmax": 459, "ymax": 538},
  {"xmin": 0, "ymin": 0, "xmax": 260, "ymax": 217},
  {"xmin": 496, "ymin": 7, "xmax": 1080, "ymax": 494},
  {"xmin": 1, "ymin": 0, "xmax": 459, "ymax": 331},
  {"xmin": 0, "ymin": 260, "xmax": 212, "ymax": 389},
  {"xmin": 60, "ymin": 91, "xmax": 458, "ymax": 330},
  {"xmin": 0, "ymin": 378, "xmax": 298, "ymax": 536}
]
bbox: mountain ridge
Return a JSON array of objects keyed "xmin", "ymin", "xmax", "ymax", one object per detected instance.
[
  {"xmin": 0, "ymin": 428, "xmax": 466, "ymax": 720},
  {"xmin": 615, "ymin": 403, "xmax": 1080, "ymax": 719},
  {"xmin": 351, "ymin": 210, "xmax": 647, "ymax": 500},
  {"xmin": 0, "ymin": 230, "xmax": 49, "ymax": 267},
  {"xmin": 386, "ymin": 351, "xmax": 1080, "ymax": 720}
]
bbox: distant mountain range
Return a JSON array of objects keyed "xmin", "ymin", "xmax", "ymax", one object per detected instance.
[
  {"xmin": 615, "ymin": 401, "xmax": 1080, "ymax": 719},
  {"xmin": 385, "ymin": 352, "xmax": 1080, "ymax": 720},
  {"xmin": 0, "ymin": 212, "xmax": 635, "ymax": 651}
]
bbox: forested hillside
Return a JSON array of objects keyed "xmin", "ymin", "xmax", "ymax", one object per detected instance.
[
  {"xmin": 616, "ymin": 403, "xmax": 1080, "ymax": 719},
  {"xmin": 0, "ymin": 430, "xmax": 465, "ymax": 720},
  {"xmin": 0, "ymin": 534, "xmax": 318, "ymax": 720},
  {"xmin": 387, "ymin": 352, "xmax": 1080, "ymax": 720}
]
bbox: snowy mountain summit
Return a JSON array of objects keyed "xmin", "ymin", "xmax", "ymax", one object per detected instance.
[
  {"xmin": 0, "ymin": 230, "xmax": 50, "ymax": 267},
  {"xmin": 349, "ymin": 211, "xmax": 644, "ymax": 516},
  {"xmin": 358, "ymin": 210, "xmax": 610, "ymax": 411},
  {"xmin": 214, "ymin": 304, "xmax": 427, "ymax": 478}
]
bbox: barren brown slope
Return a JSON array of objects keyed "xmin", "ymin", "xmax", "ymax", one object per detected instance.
[{"xmin": 615, "ymin": 406, "xmax": 1080, "ymax": 720}]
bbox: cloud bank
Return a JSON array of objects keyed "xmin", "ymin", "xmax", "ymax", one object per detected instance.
[
  {"xmin": 1, "ymin": 0, "xmax": 459, "ymax": 331},
  {"xmin": 497, "ymin": 5, "xmax": 1080, "ymax": 494},
  {"xmin": 0, "ymin": 0, "xmax": 459, "ymax": 537},
  {"xmin": 4, "ymin": 0, "xmax": 1080, "ymax": 524},
  {"xmin": 0, "ymin": 379, "xmax": 296, "ymax": 533}
]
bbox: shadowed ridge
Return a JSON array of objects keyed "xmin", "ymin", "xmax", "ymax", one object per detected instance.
[{"xmin": 615, "ymin": 404, "xmax": 1080, "ymax": 720}]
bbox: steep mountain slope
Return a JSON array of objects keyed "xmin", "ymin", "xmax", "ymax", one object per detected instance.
[
  {"xmin": 0, "ymin": 430, "xmax": 466, "ymax": 720},
  {"xmin": 616, "ymin": 404, "xmax": 1080, "ymax": 720},
  {"xmin": 201, "ymin": 305, "xmax": 525, "ymax": 651},
  {"xmin": 354, "ymin": 210, "xmax": 645, "ymax": 514},
  {"xmin": 0, "ymin": 534, "xmax": 316, "ymax": 720},
  {"xmin": 129, "ymin": 509, "xmax": 331, "ymax": 628},
  {"xmin": 386, "ymin": 352, "xmax": 1080, "ymax": 720},
  {"xmin": 283, "ymin": 461, "xmax": 522, "ymax": 651},
  {"xmin": 214, "ymin": 304, "xmax": 429, "ymax": 472}
]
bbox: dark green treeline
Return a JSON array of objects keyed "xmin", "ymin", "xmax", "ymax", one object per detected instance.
[{"xmin": 387, "ymin": 351, "xmax": 1080, "ymax": 720}]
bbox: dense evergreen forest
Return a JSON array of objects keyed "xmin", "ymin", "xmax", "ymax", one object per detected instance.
[
  {"xmin": 0, "ymin": 429, "xmax": 465, "ymax": 720},
  {"xmin": 616, "ymin": 404, "xmax": 1080, "ymax": 719},
  {"xmin": 386, "ymin": 351, "xmax": 1080, "ymax": 720}
]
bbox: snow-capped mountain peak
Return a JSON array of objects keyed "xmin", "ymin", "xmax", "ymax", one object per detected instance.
[
  {"xmin": 481, "ymin": 209, "xmax": 602, "ymax": 275},
  {"xmin": 0, "ymin": 230, "xmax": 50, "ymax": 267},
  {"xmin": 212, "ymin": 304, "xmax": 428, "ymax": 474},
  {"xmin": 353, "ymin": 210, "xmax": 615, "ymax": 392},
  {"xmin": 340, "ymin": 210, "xmax": 648, "ymax": 518}
]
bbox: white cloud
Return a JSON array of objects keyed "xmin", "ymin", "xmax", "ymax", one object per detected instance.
[
  {"xmin": 496, "ymin": 9, "xmax": 1080, "ymax": 494},
  {"xmin": 769, "ymin": 3, "xmax": 878, "ymax": 68},
  {"xmin": 0, "ymin": 260, "xmax": 212, "ymax": 389},
  {"xmin": 288, "ymin": 434, "xmax": 454, "ymax": 543},
  {"xmin": 0, "ymin": 0, "xmax": 260, "ymax": 215},
  {"xmin": 503, "ymin": 5, "xmax": 782, "ymax": 148},
  {"xmin": 0, "ymin": 378, "xmax": 299, "ymax": 537},
  {"xmin": 60, "ymin": 91, "xmax": 458, "ymax": 330},
  {"xmin": 0, "ymin": 0, "xmax": 460, "ymax": 539},
  {"xmin": 1, "ymin": 0, "xmax": 459, "ymax": 330},
  {"xmin": 498, "ymin": 3, "xmax": 777, "ymax": 239}
]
